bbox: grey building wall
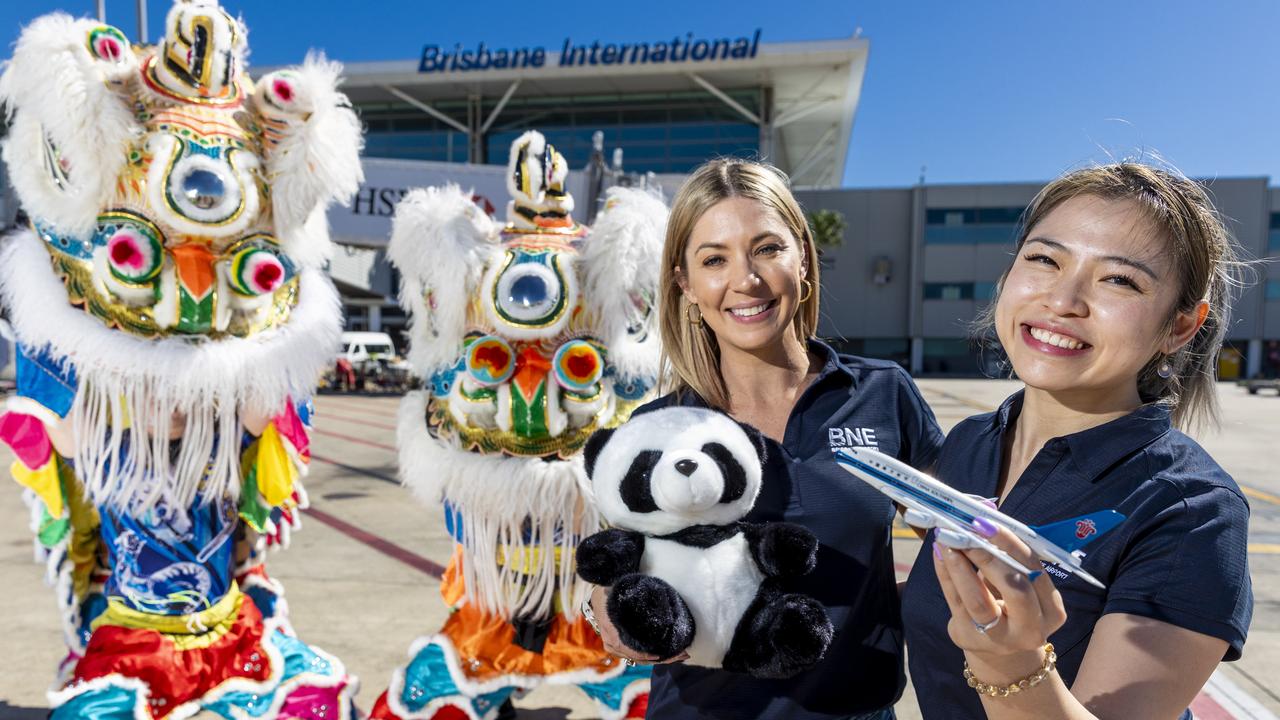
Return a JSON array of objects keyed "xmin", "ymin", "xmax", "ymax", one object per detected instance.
[
  {"xmin": 795, "ymin": 188, "xmax": 913, "ymax": 344},
  {"xmin": 1200, "ymin": 178, "xmax": 1270, "ymax": 343},
  {"xmin": 1266, "ymin": 189, "xmax": 1280, "ymax": 340},
  {"xmin": 797, "ymin": 178, "xmax": 1278, "ymax": 376}
]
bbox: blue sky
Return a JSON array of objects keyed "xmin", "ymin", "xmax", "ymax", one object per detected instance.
[{"xmin": 2, "ymin": 0, "xmax": 1277, "ymax": 188}]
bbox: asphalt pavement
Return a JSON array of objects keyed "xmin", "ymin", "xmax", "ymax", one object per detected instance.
[{"xmin": 1, "ymin": 380, "xmax": 1276, "ymax": 719}]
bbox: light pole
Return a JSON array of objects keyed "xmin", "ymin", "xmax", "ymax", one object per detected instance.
[
  {"xmin": 136, "ymin": 0, "xmax": 147, "ymax": 43},
  {"xmin": 96, "ymin": 0, "xmax": 105, "ymax": 21}
]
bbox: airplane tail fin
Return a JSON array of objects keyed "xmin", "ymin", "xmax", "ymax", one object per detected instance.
[{"xmin": 1031, "ymin": 510, "xmax": 1125, "ymax": 554}]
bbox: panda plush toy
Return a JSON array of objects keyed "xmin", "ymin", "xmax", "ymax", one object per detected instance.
[{"xmin": 577, "ymin": 406, "xmax": 834, "ymax": 679}]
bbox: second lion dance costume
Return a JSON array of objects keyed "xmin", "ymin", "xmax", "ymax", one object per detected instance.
[
  {"xmin": 0, "ymin": 1, "xmax": 364, "ymax": 717},
  {"xmin": 370, "ymin": 132, "xmax": 666, "ymax": 720}
]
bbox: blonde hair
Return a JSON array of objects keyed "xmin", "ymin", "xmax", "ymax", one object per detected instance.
[
  {"xmin": 978, "ymin": 162, "xmax": 1238, "ymax": 431},
  {"xmin": 658, "ymin": 158, "xmax": 820, "ymax": 410}
]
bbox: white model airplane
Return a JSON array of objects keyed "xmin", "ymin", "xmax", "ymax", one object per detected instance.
[{"xmin": 833, "ymin": 447, "xmax": 1124, "ymax": 589}]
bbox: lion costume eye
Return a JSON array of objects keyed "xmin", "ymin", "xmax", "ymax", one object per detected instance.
[
  {"xmin": 495, "ymin": 260, "xmax": 562, "ymax": 324},
  {"xmin": 164, "ymin": 150, "xmax": 245, "ymax": 225},
  {"xmin": 227, "ymin": 236, "xmax": 295, "ymax": 296},
  {"xmin": 99, "ymin": 212, "xmax": 165, "ymax": 285},
  {"xmin": 553, "ymin": 340, "xmax": 603, "ymax": 393},
  {"xmin": 465, "ymin": 335, "xmax": 515, "ymax": 387}
]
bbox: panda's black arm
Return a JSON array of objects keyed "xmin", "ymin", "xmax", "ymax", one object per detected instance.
[
  {"xmin": 575, "ymin": 528, "xmax": 646, "ymax": 586},
  {"xmin": 741, "ymin": 521, "xmax": 820, "ymax": 578}
]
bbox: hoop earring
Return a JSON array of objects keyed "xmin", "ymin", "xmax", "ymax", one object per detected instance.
[
  {"xmin": 1157, "ymin": 356, "xmax": 1173, "ymax": 379},
  {"xmin": 686, "ymin": 303, "xmax": 703, "ymax": 326},
  {"xmin": 798, "ymin": 279, "xmax": 813, "ymax": 304}
]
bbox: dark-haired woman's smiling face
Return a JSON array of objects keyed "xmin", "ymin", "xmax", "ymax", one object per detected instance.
[
  {"xmin": 996, "ymin": 194, "xmax": 1196, "ymax": 402},
  {"xmin": 678, "ymin": 197, "xmax": 806, "ymax": 354}
]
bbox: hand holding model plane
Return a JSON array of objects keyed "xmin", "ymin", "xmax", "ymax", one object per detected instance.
[
  {"xmin": 833, "ymin": 446, "xmax": 1128, "ymax": 688},
  {"xmin": 933, "ymin": 523, "xmax": 1067, "ymax": 682}
]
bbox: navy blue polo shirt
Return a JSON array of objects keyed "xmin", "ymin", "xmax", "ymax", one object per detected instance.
[
  {"xmin": 902, "ymin": 391, "xmax": 1253, "ymax": 720},
  {"xmin": 639, "ymin": 339, "xmax": 945, "ymax": 720}
]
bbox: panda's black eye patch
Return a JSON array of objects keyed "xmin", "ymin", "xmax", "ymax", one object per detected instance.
[
  {"xmin": 621, "ymin": 450, "xmax": 662, "ymax": 513},
  {"xmin": 702, "ymin": 442, "xmax": 747, "ymax": 503}
]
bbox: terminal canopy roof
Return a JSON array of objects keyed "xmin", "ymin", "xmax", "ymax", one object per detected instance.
[{"xmin": 330, "ymin": 35, "xmax": 868, "ymax": 188}]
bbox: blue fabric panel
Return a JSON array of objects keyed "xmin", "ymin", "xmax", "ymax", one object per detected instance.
[{"xmin": 16, "ymin": 343, "xmax": 77, "ymax": 417}]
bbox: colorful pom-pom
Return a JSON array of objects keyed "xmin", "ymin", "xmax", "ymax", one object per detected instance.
[
  {"xmin": 106, "ymin": 228, "xmax": 163, "ymax": 283},
  {"xmin": 466, "ymin": 336, "xmax": 515, "ymax": 386},
  {"xmin": 552, "ymin": 340, "xmax": 603, "ymax": 393}
]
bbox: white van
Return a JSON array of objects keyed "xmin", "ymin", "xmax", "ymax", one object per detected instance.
[{"xmin": 340, "ymin": 331, "xmax": 398, "ymax": 364}]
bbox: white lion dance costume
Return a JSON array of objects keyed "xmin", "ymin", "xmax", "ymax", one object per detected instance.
[
  {"xmin": 0, "ymin": 2, "xmax": 364, "ymax": 717},
  {"xmin": 370, "ymin": 131, "xmax": 666, "ymax": 720}
]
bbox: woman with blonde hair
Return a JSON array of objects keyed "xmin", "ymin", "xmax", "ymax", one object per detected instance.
[
  {"xmin": 903, "ymin": 162, "xmax": 1253, "ymax": 720},
  {"xmin": 586, "ymin": 157, "xmax": 944, "ymax": 719}
]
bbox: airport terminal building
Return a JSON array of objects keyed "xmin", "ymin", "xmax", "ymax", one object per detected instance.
[
  {"xmin": 320, "ymin": 29, "xmax": 873, "ymax": 354},
  {"xmin": 2, "ymin": 30, "xmax": 1278, "ymax": 378},
  {"xmin": 799, "ymin": 181, "xmax": 1280, "ymax": 378},
  {"xmin": 310, "ymin": 29, "xmax": 1280, "ymax": 378}
]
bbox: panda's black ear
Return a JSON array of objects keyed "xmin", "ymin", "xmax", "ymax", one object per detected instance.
[
  {"xmin": 583, "ymin": 426, "xmax": 616, "ymax": 478},
  {"xmin": 734, "ymin": 420, "xmax": 769, "ymax": 466}
]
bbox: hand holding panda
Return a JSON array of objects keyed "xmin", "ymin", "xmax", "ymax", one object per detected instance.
[{"xmin": 577, "ymin": 406, "xmax": 834, "ymax": 679}]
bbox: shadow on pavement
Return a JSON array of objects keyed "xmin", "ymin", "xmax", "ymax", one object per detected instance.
[
  {"xmin": 513, "ymin": 709, "xmax": 572, "ymax": 720},
  {"xmin": 0, "ymin": 702, "xmax": 47, "ymax": 719}
]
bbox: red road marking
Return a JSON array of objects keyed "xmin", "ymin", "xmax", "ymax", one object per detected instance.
[
  {"xmin": 1190, "ymin": 692, "xmax": 1235, "ymax": 720},
  {"xmin": 304, "ymin": 506, "xmax": 446, "ymax": 578},
  {"xmin": 320, "ymin": 412, "xmax": 397, "ymax": 431},
  {"xmin": 312, "ymin": 427, "xmax": 397, "ymax": 452},
  {"xmin": 319, "ymin": 400, "xmax": 401, "ymax": 419}
]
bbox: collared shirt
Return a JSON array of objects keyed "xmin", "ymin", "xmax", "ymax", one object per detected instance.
[
  {"xmin": 643, "ymin": 339, "xmax": 944, "ymax": 720},
  {"xmin": 902, "ymin": 391, "xmax": 1253, "ymax": 720}
]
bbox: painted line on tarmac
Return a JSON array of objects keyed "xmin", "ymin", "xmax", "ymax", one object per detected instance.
[
  {"xmin": 1192, "ymin": 690, "xmax": 1237, "ymax": 720},
  {"xmin": 1242, "ymin": 486, "xmax": 1280, "ymax": 507},
  {"xmin": 312, "ymin": 427, "xmax": 397, "ymax": 452},
  {"xmin": 319, "ymin": 398, "xmax": 402, "ymax": 416},
  {"xmin": 319, "ymin": 412, "xmax": 398, "ymax": 432},
  {"xmin": 1196, "ymin": 669, "xmax": 1280, "ymax": 720},
  {"xmin": 319, "ymin": 403, "xmax": 400, "ymax": 421},
  {"xmin": 920, "ymin": 388, "xmax": 995, "ymax": 413},
  {"xmin": 304, "ymin": 505, "xmax": 447, "ymax": 579},
  {"xmin": 1248, "ymin": 543, "xmax": 1280, "ymax": 555}
]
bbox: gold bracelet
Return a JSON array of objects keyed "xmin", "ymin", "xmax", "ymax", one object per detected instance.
[{"xmin": 963, "ymin": 643, "xmax": 1057, "ymax": 698}]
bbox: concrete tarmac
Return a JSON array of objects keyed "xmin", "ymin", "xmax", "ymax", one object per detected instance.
[{"xmin": 1, "ymin": 380, "xmax": 1276, "ymax": 719}]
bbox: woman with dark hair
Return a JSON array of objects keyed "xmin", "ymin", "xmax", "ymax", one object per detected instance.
[{"xmin": 903, "ymin": 163, "xmax": 1253, "ymax": 720}]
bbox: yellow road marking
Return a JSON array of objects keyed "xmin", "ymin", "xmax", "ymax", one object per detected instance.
[
  {"xmin": 894, "ymin": 529, "xmax": 1279, "ymax": 554},
  {"xmin": 1242, "ymin": 486, "xmax": 1280, "ymax": 506},
  {"xmin": 921, "ymin": 387, "xmax": 996, "ymax": 413}
]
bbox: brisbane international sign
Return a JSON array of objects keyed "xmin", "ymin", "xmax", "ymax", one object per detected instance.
[{"xmin": 419, "ymin": 30, "xmax": 762, "ymax": 73}]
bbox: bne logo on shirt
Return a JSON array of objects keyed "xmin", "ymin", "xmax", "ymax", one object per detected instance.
[{"xmin": 828, "ymin": 426, "xmax": 879, "ymax": 450}]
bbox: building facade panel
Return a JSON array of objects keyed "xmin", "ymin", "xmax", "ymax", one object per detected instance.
[
  {"xmin": 922, "ymin": 244, "xmax": 979, "ymax": 283},
  {"xmin": 797, "ymin": 188, "xmax": 912, "ymax": 342},
  {"xmin": 922, "ymin": 300, "xmax": 976, "ymax": 338},
  {"xmin": 1200, "ymin": 178, "xmax": 1269, "ymax": 341}
]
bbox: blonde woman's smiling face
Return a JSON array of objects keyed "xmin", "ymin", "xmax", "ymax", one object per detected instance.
[
  {"xmin": 995, "ymin": 194, "xmax": 1201, "ymax": 402},
  {"xmin": 677, "ymin": 196, "xmax": 806, "ymax": 355}
]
